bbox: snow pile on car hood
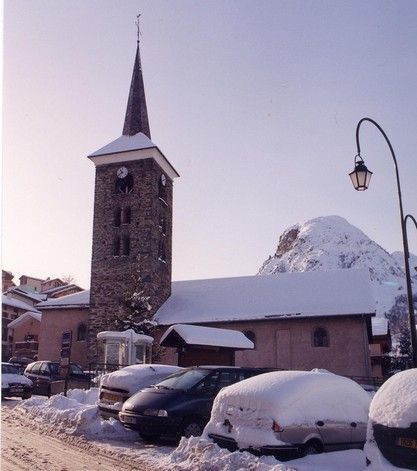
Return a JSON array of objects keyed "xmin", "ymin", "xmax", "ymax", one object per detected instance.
[
  {"xmin": 100, "ymin": 364, "xmax": 182, "ymax": 394},
  {"xmin": 2, "ymin": 373, "xmax": 32, "ymax": 388},
  {"xmin": 16, "ymin": 388, "xmax": 136, "ymax": 441},
  {"xmin": 368, "ymin": 368, "xmax": 417, "ymax": 428},
  {"xmin": 204, "ymin": 370, "xmax": 370, "ymax": 448}
]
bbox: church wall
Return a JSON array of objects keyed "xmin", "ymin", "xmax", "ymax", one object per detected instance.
[{"xmin": 155, "ymin": 316, "xmax": 372, "ymax": 377}]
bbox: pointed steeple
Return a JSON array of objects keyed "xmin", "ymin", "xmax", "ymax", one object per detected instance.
[{"xmin": 122, "ymin": 15, "xmax": 151, "ymax": 138}]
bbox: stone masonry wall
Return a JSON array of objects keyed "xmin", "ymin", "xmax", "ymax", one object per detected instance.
[{"xmin": 88, "ymin": 158, "xmax": 173, "ymax": 363}]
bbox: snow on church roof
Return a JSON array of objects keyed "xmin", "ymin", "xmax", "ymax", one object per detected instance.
[
  {"xmin": 160, "ymin": 324, "xmax": 254, "ymax": 349},
  {"xmin": 88, "ymin": 132, "xmax": 156, "ymax": 157},
  {"xmin": 154, "ymin": 269, "xmax": 375, "ymax": 326}
]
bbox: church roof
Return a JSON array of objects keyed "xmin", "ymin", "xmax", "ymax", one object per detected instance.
[
  {"xmin": 122, "ymin": 43, "xmax": 151, "ymax": 138},
  {"xmin": 154, "ymin": 269, "xmax": 375, "ymax": 325},
  {"xmin": 88, "ymin": 132, "xmax": 156, "ymax": 157}
]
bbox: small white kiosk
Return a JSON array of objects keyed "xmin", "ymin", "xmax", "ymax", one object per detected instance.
[{"xmin": 97, "ymin": 329, "xmax": 153, "ymax": 367}]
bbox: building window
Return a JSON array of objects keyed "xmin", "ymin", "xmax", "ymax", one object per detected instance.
[
  {"xmin": 77, "ymin": 323, "xmax": 87, "ymax": 341},
  {"xmin": 113, "ymin": 236, "xmax": 121, "ymax": 256},
  {"xmin": 158, "ymin": 240, "xmax": 166, "ymax": 263},
  {"xmin": 159, "ymin": 215, "xmax": 167, "ymax": 235},
  {"xmin": 158, "ymin": 174, "xmax": 167, "ymax": 202},
  {"xmin": 312, "ymin": 327, "xmax": 329, "ymax": 347},
  {"xmin": 243, "ymin": 330, "xmax": 256, "ymax": 349},
  {"xmin": 122, "ymin": 236, "xmax": 130, "ymax": 256},
  {"xmin": 115, "ymin": 174, "xmax": 134, "ymax": 194},
  {"xmin": 114, "ymin": 208, "xmax": 121, "ymax": 227},
  {"xmin": 121, "ymin": 207, "xmax": 131, "ymax": 224}
]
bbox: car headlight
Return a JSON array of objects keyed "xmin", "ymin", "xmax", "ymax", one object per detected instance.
[{"xmin": 143, "ymin": 409, "xmax": 168, "ymax": 417}]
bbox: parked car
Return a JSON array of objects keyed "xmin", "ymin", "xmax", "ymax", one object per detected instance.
[
  {"xmin": 204, "ymin": 369, "xmax": 371, "ymax": 460},
  {"xmin": 365, "ymin": 368, "xmax": 417, "ymax": 470},
  {"xmin": 2, "ymin": 363, "xmax": 33, "ymax": 399},
  {"xmin": 24, "ymin": 361, "xmax": 90, "ymax": 396},
  {"xmin": 119, "ymin": 366, "xmax": 273, "ymax": 442},
  {"xmin": 8, "ymin": 356, "xmax": 34, "ymax": 373},
  {"xmin": 98, "ymin": 364, "xmax": 183, "ymax": 419}
]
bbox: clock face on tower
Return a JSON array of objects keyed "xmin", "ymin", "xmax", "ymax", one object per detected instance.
[{"xmin": 117, "ymin": 166, "xmax": 128, "ymax": 179}]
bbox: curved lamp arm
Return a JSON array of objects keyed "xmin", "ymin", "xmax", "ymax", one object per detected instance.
[{"xmin": 355, "ymin": 118, "xmax": 417, "ymax": 368}]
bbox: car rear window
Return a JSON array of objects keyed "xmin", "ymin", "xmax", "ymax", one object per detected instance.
[
  {"xmin": 30, "ymin": 362, "xmax": 41, "ymax": 375},
  {"xmin": 2, "ymin": 364, "xmax": 20, "ymax": 374}
]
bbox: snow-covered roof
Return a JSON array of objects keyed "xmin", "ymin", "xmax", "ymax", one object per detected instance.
[
  {"xmin": 8, "ymin": 311, "xmax": 42, "ymax": 329},
  {"xmin": 88, "ymin": 132, "xmax": 180, "ymax": 180},
  {"xmin": 2, "ymin": 295, "xmax": 41, "ymax": 313},
  {"xmin": 371, "ymin": 317, "xmax": 389, "ymax": 336},
  {"xmin": 88, "ymin": 132, "xmax": 156, "ymax": 157},
  {"xmin": 369, "ymin": 369, "xmax": 417, "ymax": 428},
  {"xmin": 160, "ymin": 324, "xmax": 254, "ymax": 350},
  {"xmin": 97, "ymin": 329, "xmax": 153, "ymax": 344},
  {"xmin": 154, "ymin": 269, "xmax": 375, "ymax": 325},
  {"xmin": 37, "ymin": 290, "xmax": 90, "ymax": 310}
]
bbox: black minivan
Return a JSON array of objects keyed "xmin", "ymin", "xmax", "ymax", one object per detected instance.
[{"xmin": 119, "ymin": 366, "xmax": 272, "ymax": 442}]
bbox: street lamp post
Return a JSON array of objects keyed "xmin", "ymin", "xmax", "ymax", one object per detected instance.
[
  {"xmin": 405, "ymin": 214, "xmax": 417, "ymax": 273},
  {"xmin": 349, "ymin": 117, "xmax": 417, "ymax": 368}
]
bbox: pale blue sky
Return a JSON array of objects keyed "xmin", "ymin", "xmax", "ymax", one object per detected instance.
[{"xmin": 3, "ymin": 0, "xmax": 417, "ymax": 288}]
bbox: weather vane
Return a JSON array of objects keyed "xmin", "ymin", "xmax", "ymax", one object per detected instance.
[{"xmin": 135, "ymin": 13, "xmax": 141, "ymax": 43}]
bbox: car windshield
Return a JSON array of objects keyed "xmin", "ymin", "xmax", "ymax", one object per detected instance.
[
  {"xmin": 2, "ymin": 364, "xmax": 20, "ymax": 374},
  {"xmin": 154, "ymin": 368, "xmax": 211, "ymax": 391}
]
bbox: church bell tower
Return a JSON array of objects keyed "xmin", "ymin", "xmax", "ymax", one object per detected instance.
[{"xmin": 87, "ymin": 20, "xmax": 179, "ymax": 362}]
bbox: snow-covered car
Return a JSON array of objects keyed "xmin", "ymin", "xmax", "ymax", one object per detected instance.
[
  {"xmin": 365, "ymin": 368, "xmax": 417, "ymax": 470},
  {"xmin": 1, "ymin": 362, "xmax": 33, "ymax": 399},
  {"xmin": 204, "ymin": 369, "xmax": 371, "ymax": 460},
  {"xmin": 98, "ymin": 364, "xmax": 183, "ymax": 419}
]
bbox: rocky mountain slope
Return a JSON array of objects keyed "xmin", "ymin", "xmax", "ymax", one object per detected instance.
[{"xmin": 258, "ymin": 215, "xmax": 416, "ymax": 331}]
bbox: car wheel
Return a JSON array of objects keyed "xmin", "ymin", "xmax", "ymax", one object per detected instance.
[
  {"xmin": 181, "ymin": 418, "xmax": 204, "ymax": 438},
  {"xmin": 22, "ymin": 392, "xmax": 32, "ymax": 400},
  {"xmin": 303, "ymin": 439, "xmax": 323, "ymax": 456},
  {"xmin": 139, "ymin": 433, "xmax": 160, "ymax": 443}
]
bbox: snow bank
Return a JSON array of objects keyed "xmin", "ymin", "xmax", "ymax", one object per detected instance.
[
  {"xmin": 100, "ymin": 364, "xmax": 182, "ymax": 394},
  {"xmin": 369, "ymin": 368, "xmax": 417, "ymax": 428},
  {"xmin": 169, "ymin": 437, "xmax": 287, "ymax": 471},
  {"xmin": 17, "ymin": 388, "xmax": 136, "ymax": 441},
  {"xmin": 204, "ymin": 370, "xmax": 370, "ymax": 449},
  {"xmin": 2, "ymin": 373, "xmax": 33, "ymax": 388}
]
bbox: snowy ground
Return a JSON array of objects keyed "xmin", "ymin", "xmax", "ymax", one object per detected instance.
[{"xmin": 1, "ymin": 389, "xmax": 370, "ymax": 470}]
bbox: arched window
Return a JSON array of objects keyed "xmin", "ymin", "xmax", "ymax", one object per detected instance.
[
  {"xmin": 243, "ymin": 330, "xmax": 256, "ymax": 349},
  {"xmin": 122, "ymin": 236, "xmax": 130, "ymax": 256},
  {"xmin": 114, "ymin": 208, "xmax": 121, "ymax": 227},
  {"xmin": 159, "ymin": 215, "xmax": 167, "ymax": 235},
  {"xmin": 159, "ymin": 240, "xmax": 166, "ymax": 262},
  {"xmin": 115, "ymin": 174, "xmax": 134, "ymax": 194},
  {"xmin": 158, "ymin": 174, "xmax": 167, "ymax": 201},
  {"xmin": 77, "ymin": 323, "xmax": 87, "ymax": 341},
  {"xmin": 112, "ymin": 236, "xmax": 120, "ymax": 256},
  {"xmin": 312, "ymin": 327, "xmax": 329, "ymax": 347},
  {"xmin": 122, "ymin": 207, "xmax": 131, "ymax": 224}
]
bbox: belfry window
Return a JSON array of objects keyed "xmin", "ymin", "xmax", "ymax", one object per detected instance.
[
  {"xmin": 115, "ymin": 174, "xmax": 134, "ymax": 194},
  {"xmin": 158, "ymin": 240, "xmax": 166, "ymax": 262},
  {"xmin": 158, "ymin": 174, "xmax": 167, "ymax": 202},
  {"xmin": 122, "ymin": 207, "xmax": 131, "ymax": 224},
  {"xmin": 114, "ymin": 208, "xmax": 121, "ymax": 227},
  {"xmin": 112, "ymin": 236, "xmax": 120, "ymax": 256},
  {"xmin": 122, "ymin": 236, "xmax": 130, "ymax": 256},
  {"xmin": 159, "ymin": 215, "xmax": 167, "ymax": 235},
  {"xmin": 312, "ymin": 327, "xmax": 329, "ymax": 347}
]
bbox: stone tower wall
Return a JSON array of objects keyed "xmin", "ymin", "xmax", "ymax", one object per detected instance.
[{"xmin": 88, "ymin": 158, "xmax": 173, "ymax": 362}]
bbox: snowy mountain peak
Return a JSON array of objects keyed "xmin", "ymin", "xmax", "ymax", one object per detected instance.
[{"xmin": 259, "ymin": 215, "xmax": 404, "ymax": 283}]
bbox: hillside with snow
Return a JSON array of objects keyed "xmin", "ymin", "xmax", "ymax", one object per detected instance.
[{"xmin": 258, "ymin": 216, "xmax": 416, "ymax": 332}]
